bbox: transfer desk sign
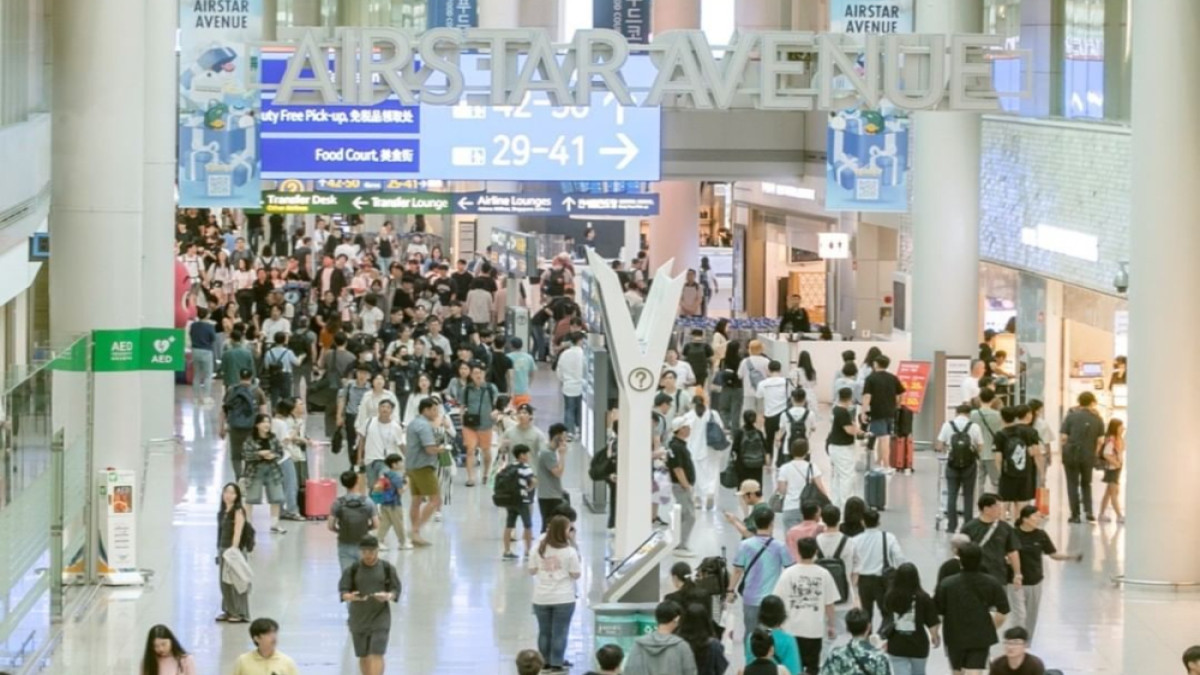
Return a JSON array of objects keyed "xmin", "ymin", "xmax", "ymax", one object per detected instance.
[{"xmin": 177, "ymin": 0, "xmax": 263, "ymax": 208}]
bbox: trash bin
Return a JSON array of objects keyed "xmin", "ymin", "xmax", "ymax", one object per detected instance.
[{"xmin": 593, "ymin": 603, "xmax": 659, "ymax": 658}]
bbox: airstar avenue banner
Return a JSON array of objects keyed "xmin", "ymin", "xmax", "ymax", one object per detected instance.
[
  {"xmin": 826, "ymin": 0, "xmax": 914, "ymax": 213},
  {"xmin": 178, "ymin": 0, "xmax": 263, "ymax": 208}
]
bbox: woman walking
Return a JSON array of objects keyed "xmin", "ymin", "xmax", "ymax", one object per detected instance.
[
  {"xmin": 216, "ymin": 482, "xmax": 251, "ymax": 624},
  {"xmin": 1098, "ymin": 418, "xmax": 1126, "ymax": 523},
  {"xmin": 882, "ymin": 563, "xmax": 940, "ymax": 675},
  {"xmin": 243, "ymin": 414, "xmax": 287, "ymax": 534},
  {"xmin": 732, "ymin": 410, "xmax": 768, "ymax": 488},
  {"xmin": 715, "ymin": 341, "xmax": 744, "ymax": 430},
  {"xmin": 688, "ymin": 398, "xmax": 725, "ymax": 511},
  {"xmin": 790, "ymin": 351, "xmax": 818, "ymax": 412},
  {"xmin": 774, "ymin": 439, "xmax": 830, "ymax": 531},
  {"xmin": 1013, "ymin": 506, "xmax": 1082, "ymax": 643},
  {"xmin": 677, "ymin": 602, "xmax": 730, "ymax": 675},
  {"xmin": 140, "ymin": 624, "xmax": 197, "ymax": 675},
  {"xmin": 528, "ymin": 515, "xmax": 582, "ymax": 674}
]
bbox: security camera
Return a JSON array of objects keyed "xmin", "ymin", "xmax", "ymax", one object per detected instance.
[{"xmin": 1113, "ymin": 262, "xmax": 1129, "ymax": 294}]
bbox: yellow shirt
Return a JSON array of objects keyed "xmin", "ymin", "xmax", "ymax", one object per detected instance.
[{"xmin": 231, "ymin": 650, "xmax": 299, "ymax": 675}]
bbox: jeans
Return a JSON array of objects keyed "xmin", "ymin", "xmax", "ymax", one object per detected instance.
[
  {"xmin": 722, "ymin": 390, "xmax": 744, "ymax": 431},
  {"xmin": 531, "ymin": 324, "xmax": 550, "ymax": 361},
  {"xmin": 533, "ymin": 602, "xmax": 576, "ymax": 668},
  {"xmin": 563, "ymin": 395, "xmax": 582, "ymax": 435},
  {"xmin": 889, "ymin": 655, "xmax": 928, "ymax": 675},
  {"xmin": 1007, "ymin": 582, "xmax": 1044, "ymax": 643},
  {"xmin": 268, "ymin": 372, "xmax": 293, "ymax": 409},
  {"xmin": 743, "ymin": 603, "xmax": 761, "ymax": 638},
  {"xmin": 782, "ymin": 508, "xmax": 804, "ymax": 532},
  {"xmin": 193, "ymin": 349, "xmax": 214, "ymax": 400},
  {"xmin": 828, "ymin": 444, "xmax": 862, "ymax": 508},
  {"xmin": 1063, "ymin": 460, "xmax": 1094, "ymax": 519},
  {"xmin": 280, "ymin": 457, "xmax": 299, "ymax": 515},
  {"xmin": 672, "ymin": 485, "xmax": 695, "ymax": 548},
  {"xmin": 944, "ymin": 461, "xmax": 977, "ymax": 533},
  {"xmin": 337, "ymin": 543, "xmax": 360, "ymax": 572}
]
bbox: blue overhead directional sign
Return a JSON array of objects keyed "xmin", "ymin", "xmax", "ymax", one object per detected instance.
[
  {"xmin": 453, "ymin": 192, "xmax": 659, "ymax": 217},
  {"xmin": 259, "ymin": 51, "xmax": 661, "ymax": 181}
]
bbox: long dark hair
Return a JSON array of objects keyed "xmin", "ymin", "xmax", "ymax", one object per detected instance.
[
  {"xmin": 252, "ymin": 413, "xmax": 272, "ymax": 438},
  {"xmin": 723, "ymin": 341, "xmax": 742, "ymax": 371},
  {"xmin": 884, "ymin": 562, "xmax": 928, "ymax": 615},
  {"xmin": 141, "ymin": 624, "xmax": 187, "ymax": 675},
  {"xmin": 676, "ymin": 602, "xmax": 716, "ymax": 668},
  {"xmin": 714, "ymin": 318, "xmax": 729, "ymax": 337},
  {"xmin": 797, "ymin": 350, "xmax": 816, "ymax": 382},
  {"xmin": 842, "ymin": 497, "xmax": 866, "ymax": 531},
  {"xmin": 863, "ymin": 346, "xmax": 883, "ymax": 369},
  {"xmin": 219, "ymin": 482, "xmax": 244, "ymax": 517},
  {"xmin": 1105, "ymin": 417, "xmax": 1124, "ymax": 439}
]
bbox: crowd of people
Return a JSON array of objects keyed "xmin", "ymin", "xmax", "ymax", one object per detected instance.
[{"xmin": 162, "ymin": 208, "xmax": 1143, "ymax": 674}]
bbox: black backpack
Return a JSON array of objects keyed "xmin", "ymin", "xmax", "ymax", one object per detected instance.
[
  {"xmin": 784, "ymin": 408, "xmax": 810, "ymax": 443},
  {"xmin": 264, "ymin": 348, "xmax": 287, "ymax": 390},
  {"xmin": 492, "ymin": 465, "xmax": 523, "ymax": 508},
  {"xmin": 223, "ymin": 385, "xmax": 257, "ymax": 430},
  {"xmin": 947, "ymin": 421, "xmax": 976, "ymax": 469},
  {"xmin": 347, "ymin": 559, "xmax": 399, "ymax": 596},
  {"xmin": 739, "ymin": 429, "xmax": 767, "ymax": 469},
  {"xmin": 588, "ymin": 441, "xmax": 615, "ymax": 481},
  {"xmin": 543, "ymin": 268, "xmax": 566, "ymax": 296},
  {"xmin": 288, "ymin": 332, "xmax": 312, "ymax": 360},
  {"xmin": 816, "ymin": 535, "xmax": 850, "ymax": 604},
  {"xmin": 695, "ymin": 555, "xmax": 730, "ymax": 598}
]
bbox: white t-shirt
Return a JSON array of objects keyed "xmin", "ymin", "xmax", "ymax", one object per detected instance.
[
  {"xmin": 359, "ymin": 306, "xmax": 384, "ymax": 336},
  {"xmin": 261, "ymin": 317, "xmax": 291, "ymax": 342},
  {"xmin": 360, "ymin": 417, "xmax": 404, "ymax": 465},
  {"xmin": 960, "ymin": 376, "xmax": 980, "ymax": 404},
  {"xmin": 936, "ymin": 415, "xmax": 984, "ymax": 450},
  {"xmin": 528, "ymin": 544, "xmax": 581, "ymax": 605},
  {"xmin": 756, "ymin": 376, "xmax": 790, "ymax": 417},
  {"xmin": 665, "ymin": 361, "xmax": 696, "ymax": 387},
  {"xmin": 270, "ymin": 418, "xmax": 292, "ymax": 465},
  {"xmin": 778, "ymin": 459, "xmax": 822, "ymax": 512},
  {"xmin": 815, "ymin": 531, "xmax": 858, "ymax": 578},
  {"xmin": 779, "ymin": 405, "xmax": 816, "ymax": 451},
  {"xmin": 772, "ymin": 563, "xmax": 839, "ymax": 639}
]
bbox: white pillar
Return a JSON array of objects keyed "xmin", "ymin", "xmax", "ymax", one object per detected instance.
[
  {"xmin": 910, "ymin": 0, "xmax": 982, "ymax": 363},
  {"xmin": 50, "ymin": 0, "xmax": 147, "ymax": 471},
  {"xmin": 649, "ymin": 181, "xmax": 701, "ymax": 277},
  {"xmin": 141, "ymin": 0, "xmax": 178, "ymax": 442},
  {"xmin": 1124, "ymin": 0, "xmax": 1200, "ymax": 588}
]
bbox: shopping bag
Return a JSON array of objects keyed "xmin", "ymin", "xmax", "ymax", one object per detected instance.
[{"xmin": 1036, "ymin": 486, "xmax": 1050, "ymax": 516}]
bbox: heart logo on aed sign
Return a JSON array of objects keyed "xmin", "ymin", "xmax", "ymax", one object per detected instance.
[{"xmin": 153, "ymin": 338, "xmax": 172, "ymax": 354}]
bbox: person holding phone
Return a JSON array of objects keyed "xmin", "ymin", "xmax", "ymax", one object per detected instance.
[{"xmin": 339, "ymin": 535, "xmax": 401, "ymax": 675}]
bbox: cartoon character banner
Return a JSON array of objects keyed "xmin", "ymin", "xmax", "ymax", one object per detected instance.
[
  {"xmin": 178, "ymin": 0, "xmax": 262, "ymax": 208},
  {"xmin": 826, "ymin": 0, "xmax": 913, "ymax": 212}
]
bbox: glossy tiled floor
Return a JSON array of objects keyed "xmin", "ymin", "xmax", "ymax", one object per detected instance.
[{"xmin": 38, "ymin": 371, "xmax": 1200, "ymax": 674}]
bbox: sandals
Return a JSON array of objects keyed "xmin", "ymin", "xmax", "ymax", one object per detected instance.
[{"xmin": 215, "ymin": 613, "xmax": 230, "ymax": 623}]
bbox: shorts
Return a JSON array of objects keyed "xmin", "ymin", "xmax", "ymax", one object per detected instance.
[
  {"xmin": 462, "ymin": 427, "xmax": 493, "ymax": 450},
  {"xmin": 868, "ymin": 418, "xmax": 895, "ymax": 437},
  {"xmin": 351, "ymin": 629, "xmax": 390, "ymax": 657},
  {"xmin": 1103, "ymin": 467, "xmax": 1122, "ymax": 484},
  {"xmin": 947, "ymin": 645, "xmax": 989, "ymax": 670},
  {"xmin": 243, "ymin": 467, "xmax": 285, "ymax": 504},
  {"xmin": 505, "ymin": 503, "xmax": 532, "ymax": 529},
  {"xmin": 407, "ymin": 467, "xmax": 439, "ymax": 498}
]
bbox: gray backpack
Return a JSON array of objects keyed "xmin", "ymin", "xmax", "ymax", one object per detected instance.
[{"xmin": 336, "ymin": 496, "xmax": 374, "ymax": 543}]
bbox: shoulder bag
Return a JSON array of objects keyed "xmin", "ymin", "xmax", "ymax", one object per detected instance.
[{"xmin": 736, "ymin": 536, "xmax": 774, "ymax": 595}]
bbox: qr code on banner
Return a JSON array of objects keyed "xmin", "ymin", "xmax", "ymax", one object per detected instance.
[
  {"xmin": 855, "ymin": 178, "xmax": 880, "ymax": 201},
  {"xmin": 207, "ymin": 174, "xmax": 233, "ymax": 197},
  {"xmin": 451, "ymin": 147, "xmax": 486, "ymax": 167}
]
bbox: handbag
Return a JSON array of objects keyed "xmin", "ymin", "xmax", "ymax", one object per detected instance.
[
  {"xmin": 720, "ymin": 453, "xmax": 739, "ymax": 489},
  {"xmin": 768, "ymin": 492, "xmax": 784, "ymax": 513},
  {"xmin": 462, "ymin": 385, "xmax": 488, "ymax": 429},
  {"xmin": 799, "ymin": 463, "xmax": 831, "ymax": 508}
]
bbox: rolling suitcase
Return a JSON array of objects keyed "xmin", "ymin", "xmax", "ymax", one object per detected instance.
[
  {"xmin": 865, "ymin": 453, "xmax": 887, "ymax": 511},
  {"xmin": 305, "ymin": 478, "xmax": 336, "ymax": 519},
  {"xmin": 890, "ymin": 436, "xmax": 914, "ymax": 472}
]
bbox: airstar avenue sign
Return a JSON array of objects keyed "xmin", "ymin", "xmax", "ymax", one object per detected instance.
[{"xmin": 274, "ymin": 28, "xmax": 1027, "ymax": 112}]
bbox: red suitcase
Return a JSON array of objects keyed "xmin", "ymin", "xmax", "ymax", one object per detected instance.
[
  {"xmin": 890, "ymin": 436, "xmax": 915, "ymax": 472},
  {"xmin": 304, "ymin": 479, "xmax": 337, "ymax": 519}
]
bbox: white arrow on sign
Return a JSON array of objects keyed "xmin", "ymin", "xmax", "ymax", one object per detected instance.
[
  {"xmin": 457, "ymin": 196, "xmax": 474, "ymax": 211},
  {"xmin": 352, "ymin": 196, "xmax": 368, "ymax": 211},
  {"xmin": 599, "ymin": 133, "xmax": 639, "ymax": 170},
  {"xmin": 604, "ymin": 91, "xmax": 625, "ymax": 125},
  {"xmin": 562, "ymin": 196, "xmax": 577, "ymax": 212}
]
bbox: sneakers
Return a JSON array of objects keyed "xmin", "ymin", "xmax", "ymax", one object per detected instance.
[
  {"xmin": 1086, "ymin": 514, "xmax": 1097, "ymax": 523},
  {"xmin": 674, "ymin": 546, "xmax": 697, "ymax": 558},
  {"xmin": 270, "ymin": 525, "xmax": 287, "ymax": 534},
  {"xmin": 502, "ymin": 551, "xmax": 519, "ymax": 560},
  {"xmin": 433, "ymin": 512, "xmax": 443, "ymax": 522},
  {"xmin": 399, "ymin": 540, "xmax": 414, "ymax": 550},
  {"xmin": 883, "ymin": 468, "xmax": 896, "ymax": 476},
  {"xmin": 411, "ymin": 537, "xmax": 432, "ymax": 547}
]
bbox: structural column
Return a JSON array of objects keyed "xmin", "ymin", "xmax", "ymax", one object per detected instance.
[
  {"xmin": 475, "ymin": 2, "xmax": 521, "ymax": 265},
  {"xmin": 909, "ymin": 0, "xmax": 983, "ymax": 440},
  {"xmin": 1124, "ymin": 0, "xmax": 1200, "ymax": 587},
  {"xmin": 142, "ymin": 0, "xmax": 178, "ymax": 443},
  {"xmin": 50, "ymin": 0, "xmax": 147, "ymax": 471}
]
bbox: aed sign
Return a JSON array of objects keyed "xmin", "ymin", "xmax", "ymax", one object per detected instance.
[
  {"xmin": 93, "ymin": 329, "xmax": 186, "ymax": 372},
  {"xmin": 272, "ymin": 28, "xmax": 1028, "ymax": 112}
]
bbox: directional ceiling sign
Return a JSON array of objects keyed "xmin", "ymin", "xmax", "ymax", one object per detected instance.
[
  {"xmin": 262, "ymin": 190, "xmax": 454, "ymax": 215},
  {"xmin": 259, "ymin": 51, "xmax": 662, "ymax": 182},
  {"xmin": 262, "ymin": 189, "xmax": 658, "ymax": 216}
]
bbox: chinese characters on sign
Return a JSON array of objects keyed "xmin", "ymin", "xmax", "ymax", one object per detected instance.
[{"xmin": 894, "ymin": 360, "xmax": 931, "ymax": 413}]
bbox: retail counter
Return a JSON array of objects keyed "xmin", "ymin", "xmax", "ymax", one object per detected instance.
[{"xmin": 757, "ymin": 334, "xmax": 911, "ymax": 405}]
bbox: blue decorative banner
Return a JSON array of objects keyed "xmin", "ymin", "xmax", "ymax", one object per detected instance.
[
  {"xmin": 593, "ymin": 0, "xmax": 652, "ymax": 44},
  {"xmin": 177, "ymin": 0, "xmax": 263, "ymax": 208},
  {"xmin": 826, "ymin": 0, "xmax": 913, "ymax": 212},
  {"xmin": 427, "ymin": 0, "xmax": 477, "ymax": 29}
]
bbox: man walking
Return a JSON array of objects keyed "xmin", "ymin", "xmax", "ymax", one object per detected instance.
[
  {"xmin": 189, "ymin": 307, "xmax": 217, "ymax": 406},
  {"xmin": 405, "ymin": 398, "xmax": 443, "ymax": 547},
  {"xmin": 555, "ymin": 332, "xmax": 585, "ymax": 438},
  {"xmin": 338, "ymin": 535, "xmax": 402, "ymax": 675},
  {"xmin": 666, "ymin": 417, "xmax": 697, "ymax": 557},
  {"xmin": 536, "ymin": 424, "xmax": 569, "ymax": 532},
  {"xmin": 852, "ymin": 509, "xmax": 905, "ymax": 627},
  {"xmin": 960, "ymin": 494, "xmax": 1022, "ymax": 594},
  {"xmin": 755, "ymin": 360, "xmax": 790, "ymax": 466},
  {"xmin": 936, "ymin": 403, "xmax": 984, "ymax": 533},
  {"xmin": 971, "ymin": 389, "xmax": 1004, "ymax": 495},
  {"xmin": 355, "ymin": 400, "xmax": 404, "ymax": 491},
  {"xmin": 1059, "ymin": 392, "xmax": 1105, "ymax": 523},
  {"xmin": 219, "ymin": 369, "xmax": 267, "ymax": 478},
  {"xmin": 507, "ymin": 337, "xmax": 537, "ymax": 409},
  {"xmin": 773, "ymin": 537, "xmax": 838, "ymax": 675},
  {"xmin": 861, "ymin": 354, "xmax": 905, "ymax": 474},
  {"xmin": 935, "ymin": 543, "xmax": 1010, "ymax": 675},
  {"xmin": 727, "ymin": 508, "xmax": 793, "ymax": 636},
  {"xmin": 623, "ymin": 601, "xmax": 698, "ymax": 675},
  {"xmin": 820, "ymin": 609, "xmax": 891, "ymax": 675},
  {"xmin": 231, "ymin": 617, "xmax": 299, "ymax": 675},
  {"xmin": 329, "ymin": 470, "xmax": 379, "ymax": 571},
  {"xmin": 337, "ymin": 365, "xmax": 373, "ymax": 460}
]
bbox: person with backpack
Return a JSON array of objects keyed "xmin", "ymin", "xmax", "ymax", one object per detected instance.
[
  {"xmin": 329, "ymin": 470, "xmax": 380, "ymax": 571},
  {"xmin": 219, "ymin": 369, "xmax": 267, "ymax": 479},
  {"xmin": 732, "ymin": 411, "xmax": 768, "ymax": 487},
  {"xmin": 216, "ymin": 482, "xmax": 251, "ymax": 624},
  {"xmin": 777, "ymin": 388, "xmax": 816, "ymax": 469},
  {"xmin": 814, "ymin": 505, "xmax": 857, "ymax": 608},
  {"xmin": 936, "ymin": 403, "xmax": 985, "ymax": 534},
  {"xmin": 775, "ymin": 439, "xmax": 831, "ymax": 532},
  {"xmin": 772, "ymin": 538, "xmax": 838, "ymax": 675},
  {"xmin": 754, "ymin": 361, "xmax": 790, "ymax": 468},
  {"xmin": 687, "ymin": 398, "xmax": 726, "ymax": 512},
  {"xmin": 262, "ymin": 333, "xmax": 301, "ymax": 409},
  {"xmin": 996, "ymin": 406, "xmax": 1043, "ymax": 518},
  {"xmin": 338, "ymin": 534, "xmax": 402, "ymax": 675},
  {"xmin": 882, "ymin": 562, "xmax": 942, "ymax": 675},
  {"xmin": 495, "ymin": 443, "xmax": 537, "ymax": 560},
  {"xmin": 370, "ymin": 453, "xmax": 409, "ymax": 551}
]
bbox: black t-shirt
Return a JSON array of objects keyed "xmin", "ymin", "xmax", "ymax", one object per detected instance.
[
  {"xmin": 391, "ymin": 289, "xmax": 416, "ymax": 316},
  {"xmin": 935, "ymin": 571, "xmax": 1010, "ymax": 650},
  {"xmin": 1015, "ymin": 527, "xmax": 1057, "ymax": 586},
  {"xmin": 960, "ymin": 519, "xmax": 1020, "ymax": 586},
  {"xmin": 451, "ymin": 271, "xmax": 473, "ymax": 301},
  {"xmin": 996, "ymin": 425, "xmax": 1040, "ymax": 479},
  {"xmin": 862, "ymin": 370, "xmax": 905, "ymax": 420},
  {"xmin": 1060, "ymin": 407, "xmax": 1105, "ymax": 465},
  {"xmin": 666, "ymin": 438, "xmax": 697, "ymax": 485},
  {"xmin": 936, "ymin": 558, "xmax": 962, "ymax": 588},
  {"xmin": 682, "ymin": 342, "xmax": 714, "ymax": 382},
  {"xmin": 488, "ymin": 352, "xmax": 512, "ymax": 393},
  {"xmin": 989, "ymin": 654, "xmax": 1046, "ymax": 675},
  {"xmin": 885, "ymin": 592, "xmax": 940, "ymax": 659},
  {"xmin": 827, "ymin": 405, "xmax": 856, "ymax": 446}
]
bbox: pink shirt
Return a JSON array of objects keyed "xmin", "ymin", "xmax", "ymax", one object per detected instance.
[
  {"xmin": 147, "ymin": 654, "xmax": 197, "ymax": 675},
  {"xmin": 786, "ymin": 521, "xmax": 826, "ymax": 563}
]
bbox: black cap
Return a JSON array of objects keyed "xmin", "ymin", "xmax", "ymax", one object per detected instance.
[
  {"xmin": 359, "ymin": 534, "xmax": 379, "ymax": 549},
  {"xmin": 517, "ymin": 403, "xmax": 535, "ymax": 414}
]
